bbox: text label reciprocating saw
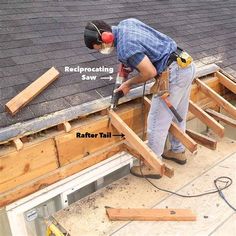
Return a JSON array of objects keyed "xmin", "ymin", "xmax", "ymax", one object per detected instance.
[{"xmin": 110, "ymin": 63, "xmax": 132, "ymax": 109}]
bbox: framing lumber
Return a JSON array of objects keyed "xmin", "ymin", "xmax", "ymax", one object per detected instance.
[
  {"xmin": 205, "ymin": 109, "xmax": 236, "ymax": 128},
  {"xmin": 189, "ymin": 100, "xmax": 224, "ymax": 137},
  {"xmin": 196, "ymin": 78, "xmax": 236, "ymax": 119},
  {"xmin": 0, "ymin": 139, "xmax": 59, "ymax": 193},
  {"xmin": 106, "ymin": 208, "xmax": 196, "ymax": 221},
  {"xmin": 144, "ymin": 97, "xmax": 197, "ymax": 153},
  {"xmin": 0, "ymin": 141, "xmax": 124, "ymax": 207},
  {"xmin": 186, "ymin": 129, "xmax": 217, "ymax": 150},
  {"xmin": 0, "ymin": 64, "xmax": 220, "ymax": 143},
  {"xmin": 216, "ymin": 71, "xmax": 236, "ymax": 94},
  {"xmin": 5, "ymin": 67, "xmax": 59, "ymax": 115},
  {"xmin": 108, "ymin": 109, "xmax": 166, "ymax": 176}
]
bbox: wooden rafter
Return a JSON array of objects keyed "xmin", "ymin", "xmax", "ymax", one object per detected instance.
[
  {"xmin": 205, "ymin": 109, "xmax": 236, "ymax": 128},
  {"xmin": 216, "ymin": 71, "xmax": 236, "ymax": 94},
  {"xmin": 189, "ymin": 100, "xmax": 224, "ymax": 137},
  {"xmin": 196, "ymin": 78, "xmax": 236, "ymax": 119},
  {"xmin": 108, "ymin": 110, "xmax": 167, "ymax": 177}
]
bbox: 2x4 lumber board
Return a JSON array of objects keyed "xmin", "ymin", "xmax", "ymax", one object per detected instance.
[
  {"xmin": 189, "ymin": 100, "xmax": 224, "ymax": 138},
  {"xmin": 0, "ymin": 65, "xmax": 221, "ymax": 143},
  {"xmin": 109, "ymin": 110, "xmax": 166, "ymax": 176},
  {"xmin": 106, "ymin": 208, "xmax": 196, "ymax": 221},
  {"xmin": 205, "ymin": 109, "xmax": 236, "ymax": 128},
  {"xmin": 186, "ymin": 129, "xmax": 217, "ymax": 150},
  {"xmin": 5, "ymin": 67, "xmax": 59, "ymax": 115},
  {"xmin": 0, "ymin": 141, "xmax": 124, "ymax": 207},
  {"xmin": 216, "ymin": 71, "xmax": 236, "ymax": 93},
  {"xmin": 196, "ymin": 78, "xmax": 236, "ymax": 119},
  {"xmin": 55, "ymin": 104, "xmax": 146, "ymax": 166},
  {"xmin": 0, "ymin": 139, "xmax": 59, "ymax": 193},
  {"xmin": 144, "ymin": 97, "xmax": 197, "ymax": 153},
  {"xmin": 169, "ymin": 123, "xmax": 197, "ymax": 153}
]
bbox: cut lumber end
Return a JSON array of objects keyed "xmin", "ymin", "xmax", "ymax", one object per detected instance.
[
  {"xmin": 164, "ymin": 163, "xmax": 174, "ymax": 178},
  {"xmin": 106, "ymin": 208, "xmax": 197, "ymax": 221},
  {"xmin": 12, "ymin": 138, "xmax": 24, "ymax": 151},
  {"xmin": 5, "ymin": 67, "xmax": 60, "ymax": 116},
  {"xmin": 186, "ymin": 129, "xmax": 217, "ymax": 150},
  {"xmin": 57, "ymin": 121, "xmax": 72, "ymax": 132}
]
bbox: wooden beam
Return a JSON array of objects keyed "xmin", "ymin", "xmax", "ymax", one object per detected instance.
[
  {"xmin": 12, "ymin": 138, "xmax": 23, "ymax": 151},
  {"xmin": 144, "ymin": 97, "xmax": 197, "ymax": 153},
  {"xmin": 206, "ymin": 109, "xmax": 236, "ymax": 128},
  {"xmin": 196, "ymin": 78, "xmax": 236, "ymax": 119},
  {"xmin": 5, "ymin": 67, "xmax": 59, "ymax": 115},
  {"xmin": 0, "ymin": 139, "xmax": 59, "ymax": 193},
  {"xmin": 186, "ymin": 129, "xmax": 217, "ymax": 150},
  {"xmin": 106, "ymin": 208, "xmax": 196, "ymax": 221},
  {"xmin": 189, "ymin": 100, "xmax": 224, "ymax": 137},
  {"xmin": 216, "ymin": 71, "xmax": 236, "ymax": 94},
  {"xmin": 169, "ymin": 123, "xmax": 198, "ymax": 153},
  {"xmin": 0, "ymin": 141, "xmax": 124, "ymax": 207},
  {"xmin": 109, "ymin": 109, "xmax": 166, "ymax": 176}
]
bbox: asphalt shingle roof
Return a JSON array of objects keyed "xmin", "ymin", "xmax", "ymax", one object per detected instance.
[{"xmin": 0, "ymin": 0, "xmax": 236, "ymax": 128}]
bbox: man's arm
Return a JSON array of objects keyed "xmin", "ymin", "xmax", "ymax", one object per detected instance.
[{"xmin": 115, "ymin": 55, "xmax": 157, "ymax": 95}]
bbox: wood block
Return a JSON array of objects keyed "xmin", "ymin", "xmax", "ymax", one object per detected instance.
[
  {"xmin": 186, "ymin": 129, "xmax": 217, "ymax": 150},
  {"xmin": 189, "ymin": 100, "xmax": 225, "ymax": 138},
  {"xmin": 106, "ymin": 208, "xmax": 196, "ymax": 221},
  {"xmin": 57, "ymin": 121, "xmax": 72, "ymax": 132},
  {"xmin": 5, "ymin": 67, "xmax": 59, "ymax": 115},
  {"xmin": 216, "ymin": 71, "xmax": 236, "ymax": 94},
  {"xmin": 206, "ymin": 109, "xmax": 236, "ymax": 128},
  {"xmin": 0, "ymin": 139, "xmax": 59, "ymax": 193},
  {"xmin": 109, "ymin": 109, "xmax": 166, "ymax": 176},
  {"xmin": 196, "ymin": 78, "xmax": 236, "ymax": 119},
  {"xmin": 12, "ymin": 138, "xmax": 23, "ymax": 151}
]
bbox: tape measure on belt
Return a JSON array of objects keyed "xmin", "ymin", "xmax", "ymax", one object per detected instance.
[{"xmin": 167, "ymin": 47, "xmax": 193, "ymax": 68}]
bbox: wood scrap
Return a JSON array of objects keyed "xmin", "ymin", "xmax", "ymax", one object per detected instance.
[
  {"xmin": 106, "ymin": 208, "xmax": 196, "ymax": 221},
  {"xmin": 5, "ymin": 67, "xmax": 59, "ymax": 115}
]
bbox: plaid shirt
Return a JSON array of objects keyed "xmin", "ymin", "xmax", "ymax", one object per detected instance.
[{"xmin": 112, "ymin": 18, "xmax": 177, "ymax": 73}]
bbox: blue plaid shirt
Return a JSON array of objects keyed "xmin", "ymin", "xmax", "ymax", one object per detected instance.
[{"xmin": 112, "ymin": 18, "xmax": 177, "ymax": 73}]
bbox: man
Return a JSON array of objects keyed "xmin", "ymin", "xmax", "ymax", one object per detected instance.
[{"xmin": 84, "ymin": 18, "xmax": 196, "ymax": 179}]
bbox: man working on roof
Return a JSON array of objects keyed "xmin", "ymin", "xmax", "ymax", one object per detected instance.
[{"xmin": 84, "ymin": 18, "xmax": 196, "ymax": 179}]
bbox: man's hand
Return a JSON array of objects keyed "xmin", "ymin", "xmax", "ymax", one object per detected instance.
[{"xmin": 114, "ymin": 81, "xmax": 131, "ymax": 95}]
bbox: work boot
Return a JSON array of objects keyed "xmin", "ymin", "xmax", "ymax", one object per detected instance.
[
  {"xmin": 130, "ymin": 165, "xmax": 162, "ymax": 179},
  {"xmin": 162, "ymin": 150, "xmax": 187, "ymax": 165}
]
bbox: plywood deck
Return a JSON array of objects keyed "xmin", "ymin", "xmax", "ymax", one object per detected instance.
[{"xmin": 54, "ymin": 138, "xmax": 236, "ymax": 236}]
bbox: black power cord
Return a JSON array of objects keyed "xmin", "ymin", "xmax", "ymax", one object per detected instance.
[{"xmin": 139, "ymin": 82, "xmax": 236, "ymax": 212}]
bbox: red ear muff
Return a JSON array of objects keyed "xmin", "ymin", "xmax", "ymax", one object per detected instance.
[{"xmin": 101, "ymin": 32, "xmax": 114, "ymax": 44}]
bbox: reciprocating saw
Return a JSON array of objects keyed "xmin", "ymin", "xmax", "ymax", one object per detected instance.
[{"xmin": 110, "ymin": 63, "xmax": 132, "ymax": 109}]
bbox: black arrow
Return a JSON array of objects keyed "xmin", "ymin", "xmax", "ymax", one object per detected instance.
[{"xmin": 112, "ymin": 133, "xmax": 125, "ymax": 138}]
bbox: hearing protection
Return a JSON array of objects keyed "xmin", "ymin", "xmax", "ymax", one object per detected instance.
[{"xmin": 89, "ymin": 22, "xmax": 114, "ymax": 44}]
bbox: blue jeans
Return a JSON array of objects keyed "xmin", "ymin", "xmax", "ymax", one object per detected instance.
[{"xmin": 147, "ymin": 62, "xmax": 196, "ymax": 158}]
